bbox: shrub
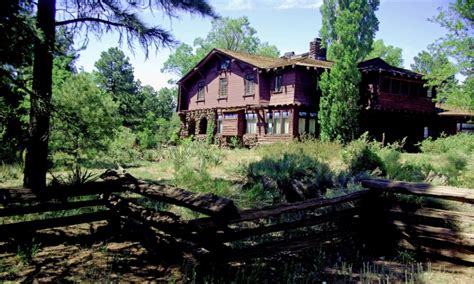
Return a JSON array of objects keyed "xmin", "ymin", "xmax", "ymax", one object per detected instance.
[
  {"xmin": 419, "ymin": 133, "xmax": 474, "ymax": 154},
  {"xmin": 342, "ymin": 134, "xmax": 386, "ymax": 175},
  {"xmin": 240, "ymin": 153, "xmax": 334, "ymax": 203},
  {"xmin": 0, "ymin": 163, "xmax": 23, "ymax": 183}
]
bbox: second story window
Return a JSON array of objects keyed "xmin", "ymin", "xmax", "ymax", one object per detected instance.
[
  {"xmin": 274, "ymin": 74, "xmax": 283, "ymax": 93},
  {"xmin": 245, "ymin": 73, "xmax": 254, "ymax": 96},
  {"xmin": 219, "ymin": 78, "xmax": 228, "ymax": 98},
  {"xmin": 197, "ymin": 81, "xmax": 205, "ymax": 101}
]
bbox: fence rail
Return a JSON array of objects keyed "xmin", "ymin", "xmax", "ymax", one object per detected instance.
[{"xmin": 1, "ymin": 170, "xmax": 473, "ymax": 264}]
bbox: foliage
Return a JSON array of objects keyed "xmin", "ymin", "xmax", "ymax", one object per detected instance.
[
  {"xmin": 365, "ymin": 39, "xmax": 403, "ymax": 67},
  {"xmin": 21, "ymin": 0, "xmax": 216, "ymax": 189},
  {"xmin": 162, "ymin": 16, "xmax": 279, "ymax": 77},
  {"xmin": 0, "ymin": 1, "xmax": 36, "ymax": 163},
  {"xmin": 50, "ymin": 72, "xmax": 121, "ymax": 164},
  {"xmin": 49, "ymin": 165, "xmax": 97, "ymax": 187},
  {"xmin": 206, "ymin": 117, "xmax": 215, "ymax": 145},
  {"xmin": 418, "ymin": 133, "xmax": 474, "ymax": 154},
  {"xmin": 418, "ymin": 0, "xmax": 474, "ymax": 110},
  {"xmin": 342, "ymin": 133, "xmax": 386, "ymax": 175},
  {"xmin": 240, "ymin": 153, "xmax": 335, "ymax": 204},
  {"xmin": 0, "ymin": 163, "xmax": 23, "ymax": 183},
  {"xmin": 94, "ymin": 47, "xmax": 142, "ymax": 128},
  {"xmin": 319, "ymin": 0, "xmax": 380, "ymax": 143}
]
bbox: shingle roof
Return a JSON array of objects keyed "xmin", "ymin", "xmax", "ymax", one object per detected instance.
[
  {"xmin": 215, "ymin": 48, "xmax": 333, "ymax": 69},
  {"xmin": 358, "ymin": 57, "xmax": 423, "ymax": 78}
]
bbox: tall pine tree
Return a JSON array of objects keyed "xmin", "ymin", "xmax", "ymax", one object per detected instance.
[{"xmin": 318, "ymin": 0, "xmax": 379, "ymax": 142}]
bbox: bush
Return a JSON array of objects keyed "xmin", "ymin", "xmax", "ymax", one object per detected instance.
[
  {"xmin": 419, "ymin": 133, "xmax": 474, "ymax": 154},
  {"xmin": 342, "ymin": 134, "xmax": 386, "ymax": 175},
  {"xmin": 240, "ymin": 153, "xmax": 334, "ymax": 204}
]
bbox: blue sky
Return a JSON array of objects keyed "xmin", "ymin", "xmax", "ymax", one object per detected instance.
[{"xmin": 75, "ymin": 0, "xmax": 451, "ymax": 90}]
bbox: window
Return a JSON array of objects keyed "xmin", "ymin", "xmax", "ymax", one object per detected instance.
[
  {"xmin": 391, "ymin": 79, "xmax": 400, "ymax": 95},
  {"xmin": 219, "ymin": 59, "xmax": 231, "ymax": 71},
  {"xmin": 409, "ymin": 83, "xmax": 419, "ymax": 96},
  {"xmin": 266, "ymin": 112, "xmax": 273, "ymax": 134},
  {"xmin": 274, "ymin": 111, "xmax": 281, "ymax": 134},
  {"xmin": 298, "ymin": 112, "xmax": 307, "ymax": 134},
  {"xmin": 274, "ymin": 74, "xmax": 283, "ymax": 92},
  {"xmin": 245, "ymin": 112, "xmax": 257, "ymax": 134},
  {"xmin": 400, "ymin": 81, "xmax": 409, "ymax": 96},
  {"xmin": 217, "ymin": 115, "xmax": 223, "ymax": 134},
  {"xmin": 423, "ymin": 126, "xmax": 429, "ymax": 138},
  {"xmin": 380, "ymin": 77, "xmax": 390, "ymax": 93},
  {"xmin": 282, "ymin": 111, "xmax": 289, "ymax": 134},
  {"xmin": 245, "ymin": 73, "xmax": 254, "ymax": 96},
  {"xmin": 224, "ymin": 112, "xmax": 238, "ymax": 119},
  {"xmin": 197, "ymin": 81, "xmax": 205, "ymax": 101},
  {"xmin": 427, "ymin": 87, "xmax": 433, "ymax": 98},
  {"xmin": 308, "ymin": 112, "xmax": 317, "ymax": 135},
  {"xmin": 198, "ymin": 118, "xmax": 207, "ymax": 134},
  {"xmin": 219, "ymin": 78, "xmax": 228, "ymax": 98}
]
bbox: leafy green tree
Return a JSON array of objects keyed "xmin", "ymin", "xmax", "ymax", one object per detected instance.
[
  {"xmin": 318, "ymin": 0, "xmax": 380, "ymax": 143},
  {"xmin": 137, "ymin": 86, "xmax": 178, "ymax": 148},
  {"xmin": 94, "ymin": 47, "xmax": 142, "ymax": 128},
  {"xmin": 20, "ymin": 0, "xmax": 216, "ymax": 190},
  {"xmin": 162, "ymin": 16, "xmax": 280, "ymax": 77},
  {"xmin": 422, "ymin": 0, "xmax": 473, "ymax": 111},
  {"xmin": 50, "ymin": 72, "xmax": 120, "ymax": 163},
  {"xmin": 365, "ymin": 39, "xmax": 403, "ymax": 67}
]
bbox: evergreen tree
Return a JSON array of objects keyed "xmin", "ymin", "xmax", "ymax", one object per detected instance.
[
  {"xmin": 17, "ymin": 0, "xmax": 215, "ymax": 190},
  {"xmin": 318, "ymin": 0, "xmax": 380, "ymax": 143},
  {"xmin": 94, "ymin": 47, "xmax": 142, "ymax": 128}
]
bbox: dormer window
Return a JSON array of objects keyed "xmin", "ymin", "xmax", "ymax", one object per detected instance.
[
  {"xmin": 219, "ymin": 59, "xmax": 231, "ymax": 71},
  {"xmin": 274, "ymin": 74, "xmax": 283, "ymax": 93},
  {"xmin": 197, "ymin": 81, "xmax": 205, "ymax": 101},
  {"xmin": 245, "ymin": 73, "xmax": 254, "ymax": 96}
]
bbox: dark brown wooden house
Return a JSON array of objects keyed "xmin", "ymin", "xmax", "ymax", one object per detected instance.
[{"xmin": 177, "ymin": 38, "xmax": 445, "ymax": 147}]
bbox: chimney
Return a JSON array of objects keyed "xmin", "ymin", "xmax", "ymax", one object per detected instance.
[{"xmin": 309, "ymin": 38, "xmax": 326, "ymax": 60}]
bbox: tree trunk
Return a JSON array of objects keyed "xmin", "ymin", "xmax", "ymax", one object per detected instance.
[{"xmin": 23, "ymin": 0, "xmax": 56, "ymax": 191}]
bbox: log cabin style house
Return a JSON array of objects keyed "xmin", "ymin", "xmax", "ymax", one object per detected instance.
[{"xmin": 177, "ymin": 38, "xmax": 465, "ymax": 147}]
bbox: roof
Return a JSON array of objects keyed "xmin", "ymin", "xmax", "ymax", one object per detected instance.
[
  {"xmin": 437, "ymin": 105, "xmax": 474, "ymax": 117},
  {"xmin": 178, "ymin": 48, "xmax": 333, "ymax": 83},
  {"xmin": 358, "ymin": 57, "xmax": 423, "ymax": 79}
]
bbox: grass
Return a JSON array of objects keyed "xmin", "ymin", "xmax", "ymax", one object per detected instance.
[{"xmin": 1, "ymin": 135, "xmax": 473, "ymax": 281}]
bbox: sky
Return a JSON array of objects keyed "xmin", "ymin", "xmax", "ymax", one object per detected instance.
[{"xmin": 74, "ymin": 0, "xmax": 451, "ymax": 91}]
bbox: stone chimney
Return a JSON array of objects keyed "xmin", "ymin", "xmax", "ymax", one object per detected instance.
[{"xmin": 309, "ymin": 38, "xmax": 327, "ymax": 60}]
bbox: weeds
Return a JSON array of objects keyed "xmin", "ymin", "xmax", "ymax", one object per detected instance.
[
  {"xmin": 49, "ymin": 165, "xmax": 97, "ymax": 186},
  {"xmin": 16, "ymin": 239, "xmax": 41, "ymax": 265}
]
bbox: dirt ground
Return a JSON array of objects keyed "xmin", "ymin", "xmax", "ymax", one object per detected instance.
[{"xmin": 1, "ymin": 220, "xmax": 473, "ymax": 283}]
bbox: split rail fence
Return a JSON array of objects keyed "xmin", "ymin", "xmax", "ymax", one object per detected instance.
[{"xmin": 1, "ymin": 170, "xmax": 473, "ymax": 264}]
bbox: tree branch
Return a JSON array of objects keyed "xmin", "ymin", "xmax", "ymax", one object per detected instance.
[{"xmin": 55, "ymin": 17, "xmax": 127, "ymax": 28}]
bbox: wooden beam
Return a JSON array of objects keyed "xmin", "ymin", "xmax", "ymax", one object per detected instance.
[
  {"xmin": 101, "ymin": 170, "xmax": 239, "ymax": 219},
  {"xmin": 0, "ymin": 210, "xmax": 112, "ymax": 238},
  {"xmin": 192, "ymin": 190, "xmax": 370, "ymax": 226},
  {"xmin": 0, "ymin": 199, "xmax": 104, "ymax": 217},
  {"xmin": 361, "ymin": 179, "xmax": 474, "ymax": 204},
  {"xmin": 222, "ymin": 207, "xmax": 360, "ymax": 242}
]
